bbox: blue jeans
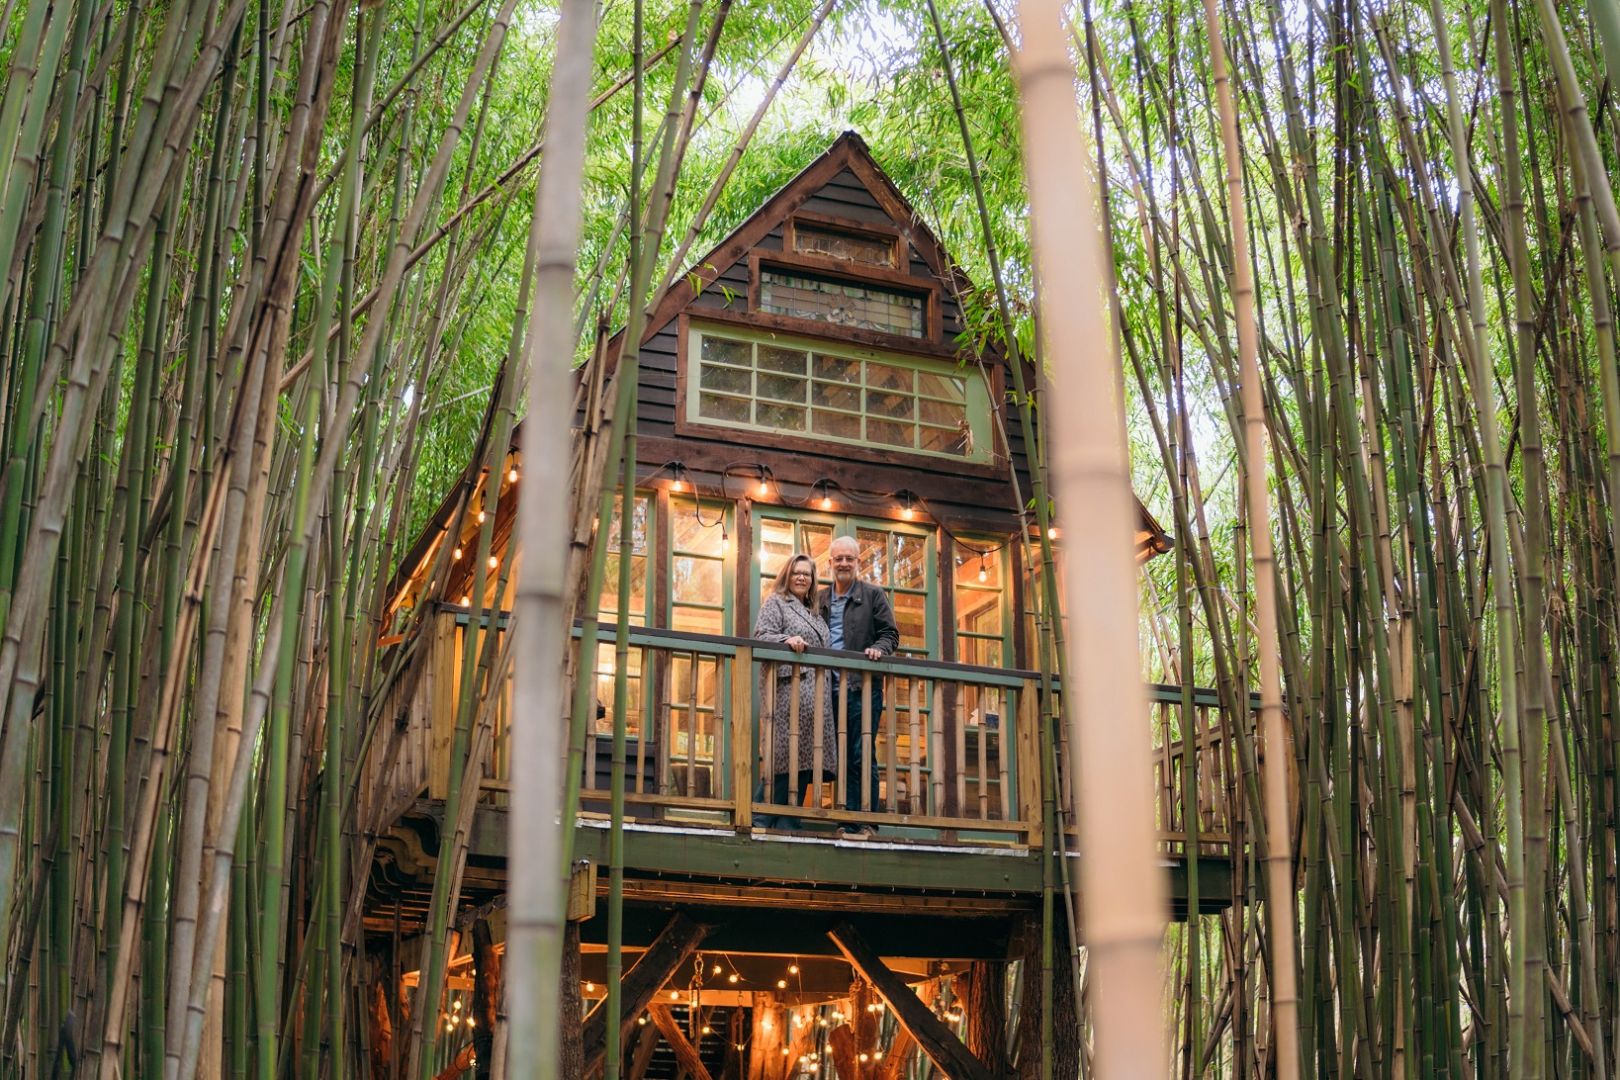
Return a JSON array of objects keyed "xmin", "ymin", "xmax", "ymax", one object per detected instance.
[{"xmin": 835, "ymin": 671, "xmax": 883, "ymax": 823}]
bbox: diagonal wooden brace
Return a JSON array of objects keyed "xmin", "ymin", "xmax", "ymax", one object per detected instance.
[
  {"xmin": 581, "ymin": 912, "xmax": 709, "ymax": 1076},
  {"xmin": 828, "ymin": 921, "xmax": 998, "ymax": 1080}
]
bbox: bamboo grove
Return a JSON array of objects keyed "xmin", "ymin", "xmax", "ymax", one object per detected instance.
[{"xmin": 0, "ymin": 0, "xmax": 1618, "ymax": 1075}]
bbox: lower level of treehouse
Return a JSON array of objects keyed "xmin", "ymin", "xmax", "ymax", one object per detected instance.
[
  {"xmin": 361, "ymin": 802, "xmax": 1233, "ymax": 1080},
  {"xmin": 357, "ymin": 613, "xmax": 1262, "ymax": 1078}
]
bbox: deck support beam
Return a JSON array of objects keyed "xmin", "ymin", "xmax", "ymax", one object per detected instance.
[
  {"xmin": 581, "ymin": 912, "xmax": 709, "ymax": 1076},
  {"xmin": 828, "ymin": 921, "xmax": 998, "ymax": 1080},
  {"xmin": 649, "ymin": 1005, "xmax": 716, "ymax": 1080}
]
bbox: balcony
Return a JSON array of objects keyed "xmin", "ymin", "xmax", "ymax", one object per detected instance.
[{"xmin": 361, "ymin": 606, "xmax": 1259, "ymax": 927}]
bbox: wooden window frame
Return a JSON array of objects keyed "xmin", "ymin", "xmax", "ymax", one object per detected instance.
[
  {"xmin": 679, "ymin": 320, "xmax": 994, "ymax": 467},
  {"xmin": 748, "ymin": 252, "xmax": 942, "ymax": 344},
  {"xmin": 784, "ymin": 211, "xmax": 903, "ymax": 271}
]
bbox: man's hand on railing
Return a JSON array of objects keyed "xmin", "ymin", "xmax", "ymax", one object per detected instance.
[{"xmin": 862, "ymin": 646, "xmax": 883, "ymax": 661}]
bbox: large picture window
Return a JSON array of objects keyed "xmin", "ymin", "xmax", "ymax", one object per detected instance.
[{"xmin": 688, "ymin": 325, "xmax": 992, "ymax": 463}]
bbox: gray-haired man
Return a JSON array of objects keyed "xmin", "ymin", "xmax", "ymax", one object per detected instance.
[{"xmin": 816, "ymin": 535, "xmax": 899, "ymax": 837}]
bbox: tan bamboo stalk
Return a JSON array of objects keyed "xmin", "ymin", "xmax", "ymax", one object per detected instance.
[
  {"xmin": 1195, "ymin": 0, "xmax": 1298, "ymax": 1072},
  {"xmin": 1011, "ymin": 4, "xmax": 1168, "ymax": 1076},
  {"xmin": 509, "ymin": 0, "xmax": 598, "ymax": 1076}
]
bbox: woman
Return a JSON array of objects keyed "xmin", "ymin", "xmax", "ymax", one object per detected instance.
[{"xmin": 751, "ymin": 552, "xmax": 836, "ymax": 829}]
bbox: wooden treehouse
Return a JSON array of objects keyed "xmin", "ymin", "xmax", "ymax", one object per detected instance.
[{"xmin": 360, "ymin": 134, "xmax": 1266, "ymax": 1078}]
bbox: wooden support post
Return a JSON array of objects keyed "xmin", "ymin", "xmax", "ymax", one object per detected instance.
[
  {"xmin": 581, "ymin": 913, "xmax": 709, "ymax": 1076},
  {"xmin": 649, "ymin": 1005, "xmax": 716, "ymax": 1080},
  {"xmin": 563, "ymin": 921, "xmax": 585, "ymax": 1080},
  {"xmin": 471, "ymin": 918, "xmax": 500, "ymax": 1080},
  {"xmin": 731, "ymin": 647, "xmax": 753, "ymax": 829},
  {"xmin": 827, "ymin": 922, "xmax": 997, "ymax": 1080}
]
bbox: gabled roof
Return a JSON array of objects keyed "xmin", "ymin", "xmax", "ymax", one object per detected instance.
[{"xmin": 389, "ymin": 133, "xmax": 1171, "ymax": 605}]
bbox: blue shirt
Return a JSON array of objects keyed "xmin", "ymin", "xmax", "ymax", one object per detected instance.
[{"xmin": 828, "ymin": 586, "xmax": 852, "ymax": 650}]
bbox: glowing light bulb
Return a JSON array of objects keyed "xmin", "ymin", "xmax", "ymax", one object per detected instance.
[
  {"xmin": 820, "ymin": 495, "xmax": 833, "ymax": 510},
  {"xmin": 978, "ymin": 559, "xmax": 988, "ymax": 583},
  {"xmin": 776, "ymin": 979, "xmax": 787, "ymax": 989},
  {"xmin": 584, "ymin": 982, "xmax": 594, "ymax": 993},
  {"xmin": 713, "ymin": 964, "xmax": 723, "ymax": 976},
  {"xmin": 507, "ymin": 466, "xmax": 518, "ymax": 483},
  {"xmin": 788, "ymin": 963, "xmax": 799, "ymax": 975},
  {"xmin": 902, "ymin": 505, "xmax": 915, "ymax": 521},
  {"xmin": 452, "ymin": 546, "xmax": 463, "ymax": 560},
  {"xmin": 702, "ymin": 1025, "xmax": 712, "ymax": 1035},
  {"xmin": 762, "ymin": 1017, "xmax": 773, "ymax": 1031},
  {"xmin": 782, "ymin": 1049, "xmax": 791, "ymax": 1058},
  {"xmin": 639, "ymin": 1016, "xmax": 648, "ymax": 1026},
  {"xmin": 756, "ymin": 478, "xmax": 769, "ymax": 498},
  {"xmin": 1046, "ymin": 525, "xmax": 1058, "ymax": 540},
  {"xmin": 874, "ymin": 1051, "xmax": 883, "ymax": 1060},
  {"xmin": 487, "ymin": 555, "xmax": 498, "ymax": 570},
  {"xmin": 673, "ymin": 478, "xmax": 686, "ymax": 493},
  {"xmin": 477, "ymin": 510, "xmax": 487, "ymax": 524},
  {"xmin": 670, "ymin": 991, "xmax": 680, "ymax": 1000},
  {"xmin": 859, "ymin": 1053, "xmax": 870, "ymax": 1063},
  {"xmin": 721, "ymin": 533, "xmax": 731, "ymax": 555},
  {"xmin": 459, "ymin": 595, "xmax": 470, "ymax": 606},
  {"xmin": 467, "ymin": 1017, "xmax": 476, "ymax": 1029},
  {"xmin": 727, "ymin": 973, "xmax": 738, "ymax": 984}
]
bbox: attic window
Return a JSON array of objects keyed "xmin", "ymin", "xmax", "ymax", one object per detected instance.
[
  {"xmin": 792, "ymin": 223, "xmax": 896, "ymax": 268},
  {"xmin": 759, "ymin": 268, "xmax": 924, "ymax": 338}
]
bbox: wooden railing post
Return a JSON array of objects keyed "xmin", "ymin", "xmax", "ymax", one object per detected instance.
[
  {"xmin": 731, "ymin": 646, "xmax": 753, "ymax": 831},
  {"xmin": 1016, "ymin": 679, "xmax": 1042, "ymax": 846}
]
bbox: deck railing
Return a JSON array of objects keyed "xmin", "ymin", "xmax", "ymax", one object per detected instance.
[{"xmin": 364, "ymin": 606, "xmax": 1264, "ymax": 852}]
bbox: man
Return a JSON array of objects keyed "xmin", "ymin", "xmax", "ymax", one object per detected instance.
[{"xmin": 816, "ymin": 535, "xmax": 899, "ymax": 837}]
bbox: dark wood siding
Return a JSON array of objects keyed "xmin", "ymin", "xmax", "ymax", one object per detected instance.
[{"xmin": 631, "ymin": 170, "xmax": 1034, "ymax": 535}]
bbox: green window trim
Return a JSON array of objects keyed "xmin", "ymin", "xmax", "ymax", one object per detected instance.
[
  {"xmin": 668, "ymin": 494, "xmax": 735, "ymax": 637},
  {"xmin": 752, "ymin": 506, "xmax": 939, "ymax": 661},
  {"xmin": 686, "ymin": 323, "xmax": 993, "ymax": 465},
  {"xmin": 952, "ymin": 535, "xmax": 1012, "ymax": 671}
]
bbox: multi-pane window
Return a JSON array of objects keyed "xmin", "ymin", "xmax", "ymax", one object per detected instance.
[
  {"xmin": 755, "ymin": 514, "xmax": 836, "ymax": 616},
  {"xmin": 597, "ymin": 493, "xmax": 650, "ymax": 624},
  {"xmin": 953, "ymin": 543, "xmax": 1006, "ymax": 668},
  {"xmin": 592, "ymin": 493, "xmax": 649, "ymax": 737},
  {"xmin": 669, "ymin": 496, "xmax": 732, "ymax": 635},
  {"xmin": 792, "ymin": 223, "xmax": 897, "ymax": 268},
  {"xmin": 759, "ymin": 269, "xmax": 924, "ymax": 338},
  {"xmin": 689, "ymin": 327, "xmax": 989, "ymax": 463},
  {"xmin": 853, "ymin": 523, "xmax": 934, "ymax": 658}
]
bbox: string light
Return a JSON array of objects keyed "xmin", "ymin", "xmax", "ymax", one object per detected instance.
[
  {"xmin": 755, "ymin": 466, "xmax": 769, "ymax": 499},
  {"xmin": 720, "ymin": 527, "xmax": 731, "ymax": 555},
  {"xmin": 507, "ymin": 465, "xmax": 519, "ymax": 483},
  {"xmin": 712, "ymin": 963, "xmax": 723, "ymax": 976},
  {"xmin": 776, "ymin": 979, "xmax": 787, "ymax": 989},
  {"xmin": 467, "ymin": 1017, "xmax": 476, "ymax": 1029},
  {"xmin": 639, "ymin": 1016, "xmax": 649, "ymax": 1026},
  {"xmin": 788, "ymin": 963, "xmax": 799, "ymax": 975},
  {"xmin": 487, "ymin": 554, "xmax": 498, "ymax": 570},
  {"xmin": 477, "ymin": 510, "xmax": 487, "ymax": 524},
  {"xmin": 584, "ymin": 982, "xmax": 594, "ymax": 993},
  {"xmin": 727, "ymin": 973, "xmax": 739, "ymax": 984},
  {"xmin": 458, "ymin": 594, "xmax": 470, "ymax": 606},
  {"xmin": 452, "ymin": 546, "xmax": 463, "ymax": 560},
  {"xmin": 901, "ymin": 492, "xmax": 915, "ymax": 521},
  {"xmin": 670, "ymin": 990, "xmax": 681, "ymax": 1001},
  {"xmin": 1046, "ymin": 525, "xmax": 1058, "ymax": 540},
  {"xmin": 701, "ymin": 1025, "xmax": 712, "ymax": 1035},
  {"xmin": 978, "ymin": 553, "xmax": 989, "ymax": 583}
]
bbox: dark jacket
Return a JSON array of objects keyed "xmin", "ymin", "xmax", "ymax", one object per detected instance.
[{"xmin": 815, "ymin": 579, "xmax": 899, "ymax": 656}]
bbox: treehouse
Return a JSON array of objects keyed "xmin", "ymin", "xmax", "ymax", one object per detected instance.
[{"xmin": 359, "ymin": 133, "xmax": 1262, "ymax": 1079}]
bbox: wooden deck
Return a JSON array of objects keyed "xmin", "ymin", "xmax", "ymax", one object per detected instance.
[{"xmin": 360, "ymin": 607, "xmax": 1260, "ymax": 934}]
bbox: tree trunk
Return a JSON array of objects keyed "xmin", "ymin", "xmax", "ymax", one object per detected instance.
[{"xmin": 561, "ymin": 921, "xmax": 584, "ymax": 1080}]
